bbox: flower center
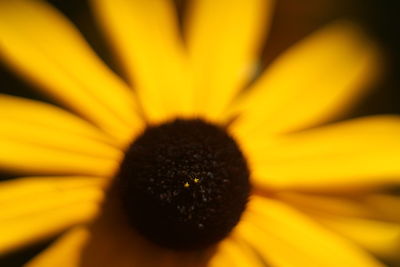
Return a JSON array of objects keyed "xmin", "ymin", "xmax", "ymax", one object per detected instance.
[{"xmin": 116, "ymin": 119, "xmax": 250, "ymax": 250}]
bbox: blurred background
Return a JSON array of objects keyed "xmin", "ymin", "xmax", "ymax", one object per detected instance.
[{"xmin": 0, "ymin": 0, "xmax": 399, "ymax": 266}]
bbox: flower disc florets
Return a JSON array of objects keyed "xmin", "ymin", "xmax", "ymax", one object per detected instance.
[{"xmin": 117, "ymin": 119, "xmax": 250, "ymax": 250}]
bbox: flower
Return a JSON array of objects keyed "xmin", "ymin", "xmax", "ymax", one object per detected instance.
[{"xmin": 0, "ymin": 0, "xmax": 399, "ymax": 266}]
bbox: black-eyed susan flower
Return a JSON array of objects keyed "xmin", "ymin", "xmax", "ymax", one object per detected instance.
[{"xmin": 0, "ymin": 0, "xmax": 399, "ymax": 266}]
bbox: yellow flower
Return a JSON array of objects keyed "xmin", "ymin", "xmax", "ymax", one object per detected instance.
[{"xmin": 0, "ymin": 0, "xmax": 399, "ymax": 266}]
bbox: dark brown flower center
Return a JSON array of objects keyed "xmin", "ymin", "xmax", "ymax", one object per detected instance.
[{"xmin": 116, "ymin": 119, "xmax": 250, "ymax": 250}]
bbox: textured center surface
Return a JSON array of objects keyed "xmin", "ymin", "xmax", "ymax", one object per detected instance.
[{"xmin": 117, "ymin": 119, "xmax": 250, "ymax": 250}]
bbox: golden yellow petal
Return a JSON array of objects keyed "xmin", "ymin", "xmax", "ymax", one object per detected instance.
[
  {"xmin": 0, "ymin": 114, "xmax": 122, "ymax": 159},
  {"xmin": 238, "ymin": 220, "xmax": 320, "ymax": 266},
  {"xmin": 209, "ymin": 238, "xmax": 265, "ymax": 267},
  {"xmin": 277, "ymin": 193, "xmax": 400, "ymax": 260},
  {"xmin": 0, "ymin": 176, "xmax": 105, "ymax": 203},
  {"xmin": 244, "ymin": 115, "xmax": 400, "ymax": 191},
  {"xmin": 236, "ymin": 196, "xmax": 383, "ymax": 267},
  {"xmin": 0, "ymin": 0, "xmax": 142, "ymax": 144},
  {"xmin": 186, "ymin": 0, "xmax": 273, "ymax": 122},
  {"xmin": 25, "ymin": 227, "xmax": 90, "ymax": 267},
  {"xmin": 277, "ymin": 192, "xmax": 379, "ymax": 219},
  {"xmin": 91, "ymin": 0, "xmax": 195, "ymax": 123},
  {"xmin": 229, "ymin": 21, "xmax": 380, "ymax": 136},
  {"xmin": 0, "ymin": 94, "xmax": 114, "ymax": 146},
  {"xmin": 314, "ymin": 215, "xmax": 400, "ymax": 260},
  {"xmin": 0, "ymin": 138, "xmax": 119, "ymax": 177},
  {"xmin": 0, "ymin": 176, "xmax": 104, "ymax": 254}
]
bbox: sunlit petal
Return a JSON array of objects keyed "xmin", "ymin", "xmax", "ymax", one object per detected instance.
[
  {"xmin": 0, "ymin": 138, "xmax": 119, "ymax": 177},
  {"xmin": 314, "ymin": 215, "xmax": 400, "ymax": 260},
  {"xmin": 0, "ymin": 0, "xmax": 142, "ymax": 144},
  {"xmin": 0, "ymin": 94, "xmax": 116, "ymax": 146},
  {"xmin": 186, "ymin": 0, "xmax": 273, "ymax": 121},
  {"xmin": 276, "ymin": 192, "xmax": 400, "ymax": 260},
  {"xmin": 91, "ymin": 0, "xmax": 195, "ymax": 123},
  {"xmin": 0, "ymin": 176, "xmax": 104, "ymax": 254},
  {"xmin": 0, "ymin": 111, "xmax": 122, "ymax": 159},
  {"xmin": 237, "ymin": 196, "xmax": 383, "ymax": 266},
  {"xmin": 242, "ymin": 116, "xmax": 400, "ymax": 191},
  {"xmin": 229, "ymin": 21, "xmax": 380, "ymax": 136},
  {"xmin": 277, "ymin": 192, "xmax": 381, "ymax": 219}
]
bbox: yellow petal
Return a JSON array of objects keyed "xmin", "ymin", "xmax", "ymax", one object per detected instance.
[
  {"xmin": 277, "ymin": 192, "xmax": 378, "ymax": 218},
  {"xmin": 238, "ymin": 221, "xmax": 324, "ymax": 267},
  {"xmin": 0, "ymin": 104, "xmax": 123, "ymax": 159},
  {"xmin": 276, "ymin": 192, "xmax": 400, "ymax": 260},
  {"xmin": 0, "ymin": 94, "xmax": 113, "ymax": 146},
  {"xmin": 0, "ymin": 176, "xmax": 105, "ymax": 204},
  {"xmin": 209, "ymin": 238, "xmax": 265, "ymax": 267},
  {"xmin": 186, "ymin": 0, "xmax": 273, "ymax": 122},
  {"xmin": 0, "ymin": 138, "xmax": 119, "ymax": 177},
  {"xmin": 229, "ymin": 21, "xmax": 380, "ymax": 136},
  {"xmin": 314, "ymin": 215, "xmax": 400, "ymax": 260},
  {"xmin": 245, "ymin": 115, "xmax": 400, "ymax": 191},
  {"xmin": 0, "ymin": 0, "xmax": 142, "ymax": 144},
  {"xmin": 26, "ymin": 227, "xmax": 90, "ymax": 267},
  {"xmin": 0, "ymin": 120, "xmax": 120, "ymax": 159},
  {"xmin": 0, "ymin": 176, "xmax": 104, "ymax": 254},
  {"xmin": 279, "ymin": 191, "xmax": 400, "ymax": 226},
  {"xmin": 236, "ymin": 196, "xmax": 383, "ymax": 267},
  {"xmin": 91, "ymin": 0, "xmax": 195, "ymax": 123}
]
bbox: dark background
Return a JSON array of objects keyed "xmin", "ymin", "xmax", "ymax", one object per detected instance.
[{"xmin": 0, "ymin": 0, "xmax": 399, "ymax": 266}]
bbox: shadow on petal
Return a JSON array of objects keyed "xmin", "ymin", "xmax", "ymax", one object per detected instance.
[{"xmin": 80, "ymin": 187, "xmax": 216, "ymax": 267}]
